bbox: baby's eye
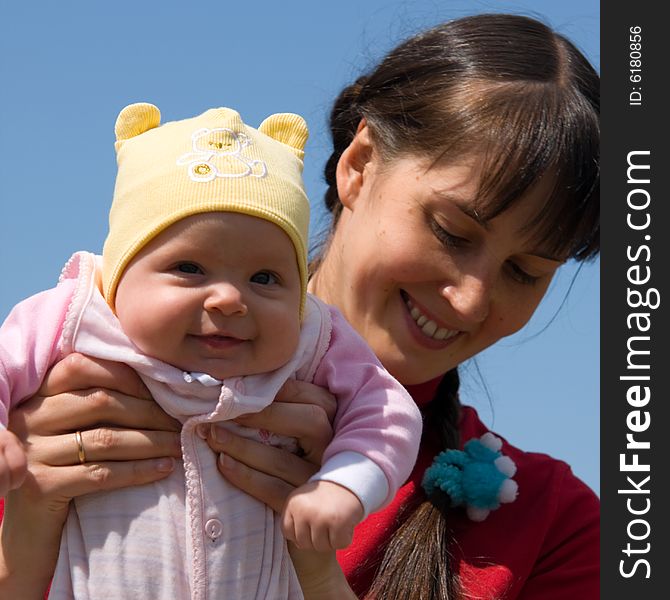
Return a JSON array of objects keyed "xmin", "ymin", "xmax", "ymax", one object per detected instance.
[
  {"xmin": 175, "ymin": 262, "xmax": 203, "ymax": 275},
  {"xmin": 250, "ymin": 271, "xmax": 279, "ymax": 285}
]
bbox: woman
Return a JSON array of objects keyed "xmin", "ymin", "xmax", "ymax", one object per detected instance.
[{"xmin": 0, "ymin": 13, "xmax": 599, "ymax": 599}]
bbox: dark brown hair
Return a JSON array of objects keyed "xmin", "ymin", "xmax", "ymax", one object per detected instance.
[{"xmin": 316, "ymin": 13, "xmax": 600, "ymax": 600}]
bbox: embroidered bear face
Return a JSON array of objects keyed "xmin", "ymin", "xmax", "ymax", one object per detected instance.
[{"xmin": 176, "ymin": 127, "xmax": 267, "ymax": 181}]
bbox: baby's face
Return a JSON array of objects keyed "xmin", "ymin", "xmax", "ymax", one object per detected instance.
[{"xmin": 114, "ymin": 212, "xmax": 302, "ymax": 380}]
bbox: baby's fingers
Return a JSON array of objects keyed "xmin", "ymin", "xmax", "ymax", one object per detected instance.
[
  {"xmin": 281, "ymin": 509, "xmax": 298, "ymax": 544},
  {"xmin": 290, "ymin": 512, "xmax": 317, "ymax": 550},
  {"xmin": 288, "ymin": 517, "xmax": 336, "ymax": 552},
  {"xmin": 328, "ymin": 523, "xmax": 355, "ymax": 551}
]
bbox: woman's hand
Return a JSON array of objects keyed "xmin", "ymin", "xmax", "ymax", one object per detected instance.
[
  {"xmin": 205, "ymin": 379, "xmax": 357, "ymax": 598},
  {"xmin": 0, "ymin": 353, "xmax": 182, "ymax": 598},
  {"xmin": 206, "ymin": 378, "xmax": 336, "ymax": 511},
  {"xmin": 9, "ymin": 353, "xmax": 181, "ymax": 516},
  {"xmin": 0, "ymin": 429, "xmax": 27, "ymax": 496}
]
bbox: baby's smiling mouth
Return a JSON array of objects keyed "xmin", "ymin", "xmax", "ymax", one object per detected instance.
[{"xmin": 193, "ymin": 333, "xmax": 246, "ymax": 350}]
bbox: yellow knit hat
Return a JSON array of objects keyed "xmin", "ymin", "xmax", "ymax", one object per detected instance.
[{"xmin": 102, "ymin": 103, "xmax": 310, "ymax": 314}]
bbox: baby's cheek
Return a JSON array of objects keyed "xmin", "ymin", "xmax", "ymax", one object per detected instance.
[
  {"xmin": 118, "ymin": 305, "xmax": 175, "ymax": 359},
  {"xmin": 123, "ymin": 321, "xmax": 161, "ymax": 357},
  {"xmin": 262, "ymin": 314, "xmax": 301, "ymax": 369}
]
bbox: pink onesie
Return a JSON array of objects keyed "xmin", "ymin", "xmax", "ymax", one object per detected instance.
[{"xmin": 0, "ymin": 252, "xmax": 422, "ymax": 600}]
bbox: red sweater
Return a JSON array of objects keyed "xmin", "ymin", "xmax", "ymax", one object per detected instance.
[
  {"xmin": 0, "ymin": 381, "xmax": 599, "ymax": 599},
  {"xmin": 338, "ymin": 378, "xmax": 600, "ymax": 599}
]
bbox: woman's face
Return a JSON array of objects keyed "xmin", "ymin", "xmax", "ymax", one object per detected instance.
[{"xmin": 312, "ymin": 135, "xmax": 565, "ymax": 385}]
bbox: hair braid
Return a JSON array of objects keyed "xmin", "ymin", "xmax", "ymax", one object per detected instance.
[
  {"xmin": 366, "ymin": 370, "xmax": 463, "ymax": 600},
  {"xmin": 323, "ymin": 76, "xmax": 368, "ymax": 221}
]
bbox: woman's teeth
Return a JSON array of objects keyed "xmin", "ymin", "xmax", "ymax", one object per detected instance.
[{"xmin": 408, "ymin": 303, "xmax": 459, "ymax": 341}]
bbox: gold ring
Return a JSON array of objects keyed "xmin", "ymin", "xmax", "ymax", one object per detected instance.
[{"xmin": 75, "ymin": 430, "xmax": 86, "ymax": 464}]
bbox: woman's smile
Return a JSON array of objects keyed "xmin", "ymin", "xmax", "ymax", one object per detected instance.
[{"xmin": 399, "ymin": 290, "xmax": 462, "ymax": 349}]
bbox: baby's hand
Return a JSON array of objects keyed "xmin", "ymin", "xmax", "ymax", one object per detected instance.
[
  {"xmin": 281, "ymin": 480, "xmax": 364, "ymax": 551},
  {"xmin": 0, "ymin": 429, "xmax": 27, "ymax": 496}
]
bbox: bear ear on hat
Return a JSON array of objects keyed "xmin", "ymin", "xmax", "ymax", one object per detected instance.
[
  {"xmin": 258, "ymin": 113, "xmax": 309, "ymax": 157},
  {"xmin": 115, "ymin": 103, "xmax": 161, "ymax": 143}
]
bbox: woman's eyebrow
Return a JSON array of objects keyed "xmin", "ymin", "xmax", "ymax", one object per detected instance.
[
  {"xmin": 523, "ymin": 249, "xmax": 566, "ymax": 263},
  {"xmin": 458, "ymin": 203, "xmax": 487, "ymax": 228},
  {"xmin": 432, "ymin": 189, "xmax": 568, "ymax": 263},
  {"xmin": 433, "ymin": 190, "xmax": 490, "ymax": 229}
]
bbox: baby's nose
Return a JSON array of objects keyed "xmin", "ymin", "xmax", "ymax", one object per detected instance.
[{"xmin": 203, "ymin": 283, "xmax": 248, "ymax": 316}]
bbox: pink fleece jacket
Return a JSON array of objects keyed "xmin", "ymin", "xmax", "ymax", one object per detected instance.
[{"xmin": 0, "ymin": 252, "xmax": 422, "ymax": 600}]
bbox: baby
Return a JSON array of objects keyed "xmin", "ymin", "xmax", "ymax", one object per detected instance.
[{"xmin": 0, "ymin": 104, "xmax": 421, "ymax": 599}]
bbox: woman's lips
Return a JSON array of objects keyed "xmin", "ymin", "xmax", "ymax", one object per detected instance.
[{"xmin": 400, "ymin": 291, "xmax": 462, "ymax": 349}]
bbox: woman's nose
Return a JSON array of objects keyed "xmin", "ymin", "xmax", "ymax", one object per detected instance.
[
  {"xmin": 203, "ymin": 283, "xmax": 248, "ymax": 316},
  {"xmin": 440, "ymin": 273, "xmax": 492, "ymax": 325}
]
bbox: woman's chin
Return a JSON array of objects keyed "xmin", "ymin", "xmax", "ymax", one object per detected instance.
[{"xmin": 377, "ymin": 349, "xmax": 455, "ymax": 387}]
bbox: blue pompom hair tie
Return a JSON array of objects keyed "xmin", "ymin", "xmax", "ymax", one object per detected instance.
[{"xmin": 422, "ymin": 433, "xmax": 518, "ymax": 521}]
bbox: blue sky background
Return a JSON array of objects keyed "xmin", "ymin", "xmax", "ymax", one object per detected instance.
[{"xmin": 0, "ymin": 1, "xmax": 599, "ymax": 493}]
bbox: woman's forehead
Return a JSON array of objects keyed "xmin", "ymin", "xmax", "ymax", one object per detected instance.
[
  {"xmin": 418, "ymin": 158, "xmax": 569, "ymax": 259},
  {"xmin": 420, "ymin": 153, "xmax": 542, "ymax": 214}
]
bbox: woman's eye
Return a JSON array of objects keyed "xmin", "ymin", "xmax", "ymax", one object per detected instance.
[
  {"xmin": 507, "ymin": 261, "xmax": 541, "ymax": 285},
  {"xmin": 430, "ymin": 218, "xmax": 468, "ymax": 248},
  {"xmin": 250, "ymin": 271, "xmax": 278, "ymax": 285},
  {"xmin": 176, "ymin": 262, "xmax": 202, "ymax": 275}
]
